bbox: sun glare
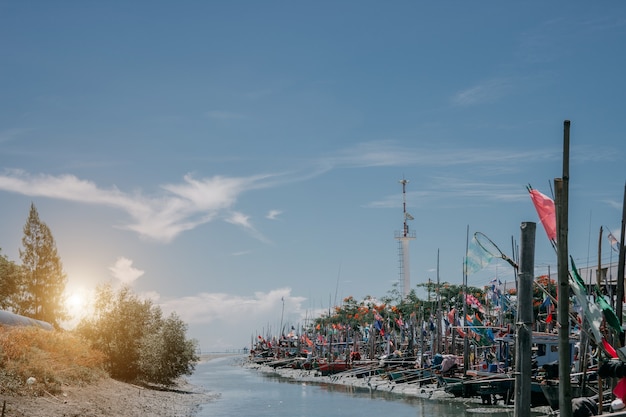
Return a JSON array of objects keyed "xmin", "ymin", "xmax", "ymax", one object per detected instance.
[
  {"xmin": 67, "ymin": 293, "xmax": 85, "ymax": 311},
  {"xmin": 63, "ymin": 288, "xmax": 93, "ymax": 328}
]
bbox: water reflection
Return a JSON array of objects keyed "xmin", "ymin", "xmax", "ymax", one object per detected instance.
[{"xmin": 190, "ymin": 357, "xmax": 529, "ymax": 417}]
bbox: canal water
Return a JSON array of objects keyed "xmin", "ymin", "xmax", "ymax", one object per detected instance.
[{"xmin": 187, "ymin": 355, "xmax": 546, "ymax": 417}]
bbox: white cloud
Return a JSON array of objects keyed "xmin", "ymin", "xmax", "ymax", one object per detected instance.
[
  {"xmin": 226, "ymin": 211, "xmax": 252, "ymax": 229},
  {"xmin": 0, "ymin": 143, "xmax": 566, "ymax": 244},
  {"xmin": 158, "ymin": 288, "xmax": 309, "ymax": 351},
  {"xmin": 109, "ymin": 257, "xmax": 145, "ymax": 286},
  {"xmin": 226, "ymin": 211, "xmax": 271, "ymax": 244},
  {"xmin": 266, "ymin": 209, "xmax": 282, "ymax": 220},
  {"xmin": 451, "ymin": 78, "xmax": 516, "ymax": 106},
  {"xmin": 0, "ymin": 170, "xmax": 273, "ymax": 242}
]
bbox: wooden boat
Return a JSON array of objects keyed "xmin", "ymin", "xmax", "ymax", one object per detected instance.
[
  {"xmin": 315, "ymin": 359, "xmax": 352, "ymax": 376},
  {"xmin": 387, "ymin": 367, "xmax": 435, "ymax": 384},
  {"xmin": 438, "ymin": 369, "xmax": 514, "ymax": 405}
]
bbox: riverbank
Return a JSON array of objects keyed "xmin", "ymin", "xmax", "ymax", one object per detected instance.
[
  {"xmin": 1, "ymin": 354, "xmax": 234, "ymax": 417},
  {"xmin": 244, "ymin": 360, "xmax": 554, "ymax": 416}
]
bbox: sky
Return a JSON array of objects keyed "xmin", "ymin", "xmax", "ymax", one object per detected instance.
[{"xmin": 1, "ymin": 2, "xmax": 625, "ymax": 352}]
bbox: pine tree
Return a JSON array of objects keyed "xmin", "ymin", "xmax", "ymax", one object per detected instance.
[
  {"xmin": 18, "ymin": 203, "xmax": 68, "ymax": 327},
  {"xmin": 0, "ymin": 249, "xmax": 23, "ymax": 310}
]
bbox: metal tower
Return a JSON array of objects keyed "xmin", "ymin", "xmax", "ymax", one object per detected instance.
[{"xmin": 394, "ymin": 179, "xmax": 416, "ymax": 297}]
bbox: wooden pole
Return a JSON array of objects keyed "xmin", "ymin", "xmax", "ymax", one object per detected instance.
[
  {"xmin": 514, "ymin": 221, "xmax": 535, "ymax": 417},
  {"xmin": 616, "ymin": 183, "xmax": 626, "ymax": 345},
  {"xmin": 463, "ymin": 227, "xmax": 470, "ymax": 378},
  {"xmin": 557, "ymin": 119, "xmax": 573, "ymax": 417},
  {"xmin": 598, "ymin": 227, "xmax": 604, "ymax": 415},
  {"xmin": 598, "ymin": 227, "xmax": 603, "ymax": 289},
  {"xmin": 436, "ymin": 249, "xmax": 442, "ymax": 354}
]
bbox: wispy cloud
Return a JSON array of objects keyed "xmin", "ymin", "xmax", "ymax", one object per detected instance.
[
  {"xmin": 0, "ymin": 142, "xmax": 570, "ymax": 243},
  {"xmin": 226, "ymin": 211, "xmax": 271, "ymax": 244},
  {"xmin": 0, "ymin": 170, "xmax": 274, "ymax": 242},
  {"xmin": 321, "ymin": 140, "xmax": 558, "ymax": 171},
  {"xmin": 451, "ymin": 78, "xmax": 517, "ymax": 106},
  {"xmin": 266, "ymin": 209, "xmax": 282, "ymax": 220},
  {"xmin": 109, "ymin": 257, "xmax": 145, "ymax": 286},
  {"xmin": 367, "ymin": 176, "xmax": 527, "ymax": 210}
]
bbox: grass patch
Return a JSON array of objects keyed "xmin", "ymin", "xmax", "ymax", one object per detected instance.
[{"xmin": 0, "ymin": 325, "xmax": 107, "ymax": 396}]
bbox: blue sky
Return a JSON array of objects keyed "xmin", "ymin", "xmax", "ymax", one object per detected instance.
[{"xmin": 1, "ymin": 2, "xmax": 625, "ymax": 352}]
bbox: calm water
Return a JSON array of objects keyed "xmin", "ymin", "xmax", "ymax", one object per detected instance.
[{"xmin": 187, "ymin": 355, "xmax": 532, "ymax": 417}]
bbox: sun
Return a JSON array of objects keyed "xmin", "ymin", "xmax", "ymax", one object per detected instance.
[
  {"xmin": 63, "ymin": 288, "xmax": 92, "ymax": 327},
  {"xmin": 66, "ymin": 293, "xmax": 85, "ymax": 311}
]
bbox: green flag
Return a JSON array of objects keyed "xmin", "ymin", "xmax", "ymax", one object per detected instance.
[
  {"xmin": 570, "ymin": 256, "xmax": 604, "ymax": 344},
  {"xmin": 596, "ymin": 291, "xmax": 623, "ymax": 334}
]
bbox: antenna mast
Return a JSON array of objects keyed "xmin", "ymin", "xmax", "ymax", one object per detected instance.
[{"xmin": 395, "ymin": 179, "xmax": 416, "ymax": 297}]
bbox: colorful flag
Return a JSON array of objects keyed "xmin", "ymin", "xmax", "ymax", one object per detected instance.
[
  {"xmin": 465, "ymin": 234, "xmax": 494, "ymax": 275},
  {"xmin": 447, "ymin": 308, "xmax": 456, "ymax": 325},
  {"xmin": 608, "ymin": 231, "xmax": 620, "ymax": 252},
  {"xmin": 570, "ymin": 257, "xmax": 609, "ymax": 348},
  {"xmin": 596, "ymin": 292, "xmax": 622, "ymax": 334},
  {"xmin": 528, "ymin": 187, "xmax": 557, "ymax": 242},
  {"xmin": 570, "ymin": 257, "xmax": 603, "ymax": 343},
  {"xmin": 603, "ymin": 338, "xmax": 618, "ymax": 359}
]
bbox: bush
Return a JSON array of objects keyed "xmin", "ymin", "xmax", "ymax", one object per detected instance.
[
  {"xmin": 138, "ymin": 313, "xmax": 199, "ymax": 385},
  {"xmin": 77, "ymin": 284, "xmax": 199, "ymax": 385},
  {"xmin": 0, "ymin": 325, "xmax": 106, "ymax": 395}
]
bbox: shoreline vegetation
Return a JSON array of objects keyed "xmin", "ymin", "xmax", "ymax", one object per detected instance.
[{"xmin": 1, "ymin": 353, "xmax": 234, "ymax": 417}]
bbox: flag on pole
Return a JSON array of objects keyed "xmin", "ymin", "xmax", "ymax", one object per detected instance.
[
  {"xmin": 570, "ymin": 257, "xmax": 619, "ymax": 359},
  {"xmin": 596, "ymin": 293, "xmax": 622, "ymax": 334},
  {"xmin": 608, "ymin": 231, "xmax": 620, "ymax": 252},
  {"xmin": 465, "ymin": 234, "xmax": 494, "ymax": 275},
  {"xmin": 570, "ymin": 256, "xmax": 604, "ymax": 344},
  {"xmin": 528, "ymin": 186, "xmax": 557, "ymax": 242}
]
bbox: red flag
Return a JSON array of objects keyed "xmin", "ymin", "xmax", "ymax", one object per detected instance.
[
  {"xmin": 603, "ymin": 338, "xmax": 618, "ymax": 359},
  {"xmin": 529, "ymin": 188, "xmax": 556, "ymax": 242},
  {"xmin": 546, "ymin": 313, "xmax": 553, "ymax": 324},
  {"xmin": 448, "ymin": 308, "xmax": 456, "ymax": 324}
]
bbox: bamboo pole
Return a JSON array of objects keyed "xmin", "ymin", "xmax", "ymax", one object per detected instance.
[
  {"xmin": 463, "ymin": 226, "xmax": 470, "ymax": 398},
  {"xmin": 557, "ymin": 119, "xmax": 573, "ymax": 417},
  {"xmin": 617, "ymin": 183, "xmax": 626, "ymax": 345},
  {"xmin": 598, "ymin": 226, "xmax": 604, "ymax": 415},
  {"xmin": 436, "ymin": 249, "xmax": 442, "ymax": 354},
  {"xmin": 514, "ymin": 221, "xmax": 535, "ymax": 417}
]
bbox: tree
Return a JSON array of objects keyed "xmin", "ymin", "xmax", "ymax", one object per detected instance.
[
  {"xmin": 139, "ymin": 312, "xmax": 199, "ymax": 385},
  {"xmin": 78, "ymin": 284, "xmax": 154, "ymax": 381},
  {"xmin": 78, "ymin": 284, "xmax": 199, "ymax": 385},
  {"xmin": 18, "ymin": 203, "xmax": 67, "ymax": 326},
  {"xmin": 0, "ymin": 249, "xmax": 23, "ymax": 310}
]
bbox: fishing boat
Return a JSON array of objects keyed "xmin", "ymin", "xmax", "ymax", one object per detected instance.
[{"xmin": 314, "ymin": 358, "xmax": 352, "ymax": 376}]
